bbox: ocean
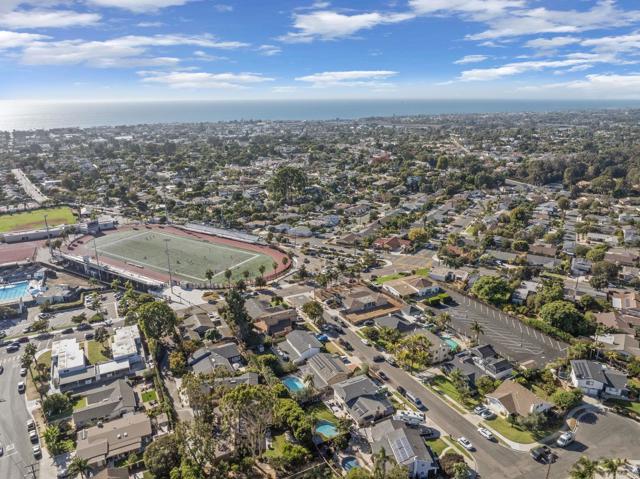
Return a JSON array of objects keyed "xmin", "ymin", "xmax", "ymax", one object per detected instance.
[{"xmin": 1, "ymin": 99, "xmax": 638, "ymax": 131}]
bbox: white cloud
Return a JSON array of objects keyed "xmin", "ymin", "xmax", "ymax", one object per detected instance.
[
  {"xmin": 87, "ymin": 0, "xmax": 194, "ymax": 13},
  {"xmin": 454, "ymin": 54, "xmax": 488, "ymax": 64},
  {"xmin": 519, "ymin": 73, "xmax": 640, "ymax": 98},
  {"xmin": 581, "ymin": 31, "xmax": 640, "ymax": 53},
  {"xmin": 19, "ymin": 34, "xmax": 248, "ymax": 67},
  {"xmin": 459, "ymin": 53, "xmax": 616, "ymax": 81},
  {"xmin": 139, "ymin": 70, "xmax": 273, "ymax": 89},
  {"xmin": 280, "ymin": 10, "xmax": 414, "ymax": 42},
  {"xmin": 295, "ymin": 70, "xmax": 397, "ymax": 87},
  {"xmin": 257, "ymin": 44, "xmax": 281, "ymax": 56},
  {"xmin": 410, "ymin": 0, "xmax": 524, "ymax": 19},
  {"xmin": 0, "ymin": 30, "xmax": 48, "ymax": 49},
  {"xmin": 137, "ymin": 21, "xmax": 164, "ymax": 28},
  {"xmin": 213, "ymin": 4, "xmax": 233, "ymax": 13},
  {"xmin": 525, "ymin": 36, "xmax": 580, "ymax": 49},
  {"xmin": 0, "ymin": 9, "xmax": 101, "ymax": 29}
]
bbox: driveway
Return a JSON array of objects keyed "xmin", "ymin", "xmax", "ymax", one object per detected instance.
[{"xmin": 434, "ymin": 288, "xmax": 568, "ymax": 367}]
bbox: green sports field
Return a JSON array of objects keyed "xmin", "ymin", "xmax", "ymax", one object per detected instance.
[
  {"xmin": 92, "ymin": 229, "xmax": 275, "ymax": 284},
  {"xmin": 0, "ymin": 207, "xmax": 76, "ymax": 233}
]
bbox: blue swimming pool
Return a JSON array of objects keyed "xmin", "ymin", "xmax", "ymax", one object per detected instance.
[
  {"xmin": 342, "ymin": 456, "xmax": 360, "ymax": 471},
  {"xmin": 282, "ymin": 376, "xmax": 305, "ymax": 393},
  {"xmin": 315, "ymin": 420, "xmax": 339, "ymax": 439},
  {"xmin": 444, "ymin": 338, "xmax": 459, "ymax": 352},
  {"xmin": 0, "ymin": 281, "xmax": 29, "ymax": 302}
]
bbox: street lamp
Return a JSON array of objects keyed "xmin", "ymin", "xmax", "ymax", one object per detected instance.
[{"xmin": 164, "ymin": 238, "xmax": 174, "ymax": 294}]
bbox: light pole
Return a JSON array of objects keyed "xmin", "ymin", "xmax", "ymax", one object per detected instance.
[
  {"xmin": 93, "ymin": 238, "xmax": 103, "ymax": 282},
  {"xmin": 43, "ymin": 213, "xmax": 52, "ymax": 256},
  {"xmin": 164, "ymin": 238, "xmax": 174, "ymax": 294}
]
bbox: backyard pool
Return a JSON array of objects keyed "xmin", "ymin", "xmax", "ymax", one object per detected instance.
[
  {"xmin": 342, "ymin": 456, "xmax": 360, "ymax": 471},
  {"xmin": 315, "ymin": 420, "xmax": 339, "ymax": 439},
  {"xmin": 443, "ymin": 338, "xmax": 459, "ymax": 352},
  {"xmin": 0, "ymin": 281, "xmax": 29, "ymax": 302},
  {"xmin": 282, "ymin": 376, "xmax": 305, "ymax": 393}
]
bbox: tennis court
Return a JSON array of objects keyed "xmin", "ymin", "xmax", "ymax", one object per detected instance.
[{"xmin": 92, "ymin": 228, "xmax": 276, "ymax": 284}]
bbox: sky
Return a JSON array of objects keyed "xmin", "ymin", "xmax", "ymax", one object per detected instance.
[{"xmin": 2, "ymin": 0, "xmax": 640, "ymax": 101}]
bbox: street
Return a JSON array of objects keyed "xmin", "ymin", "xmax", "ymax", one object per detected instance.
[
  {"xmin": 321, "ymin": 314, "xmax": 638, "ymax": 479},
  {"xmin": 0, "ymin": 346, "xmax": 37, "ymax": 479}
]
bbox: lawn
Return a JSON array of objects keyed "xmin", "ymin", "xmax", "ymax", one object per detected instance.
[
  {"xmin": 0, "ymin": 206, "xmax": 76, "ymax": 233},
  {"xmin": 430, "ymin": 375, "xmax": 479, "ymax": 409},
  {"xmin": 425, "ymin": 437, "xmax": 448, "ymax": 457},
  {"xmin": 86, "ymin": 340, "xmax": 110, "ymax": 364},
  {"xmin": 307, "ymin": 402, "xmax": 338, "ymax": 423},
  {"xmin": 415, "ymin": 268, "xmax": 430, "ymax": 277},
  {"xmin": 26, "ymin": 350, "xmax": 52, "ymax": 401},
  {"xmin": 324, "ymin": 342, "xmax": 341, "ymax": 355},
  {"xmin": 483, "ymin": 417, "xmax": 538, "ymax": 444},
  {"xmin": 264, "ymin": 433, "xmax": 288, "ymax": 459},
  {"xmin": 374, "ymin": 272, "xmax": 409, "ymax": 285},
  {"xmin": 72, "ymin": 396, "xmax": 87, "ymax": 411},
  {"xmin": 606, "ymin": 398, "xmax": 640, "ymax": 415},
  {"xmin": 142, "ymin": 390, "xmax": 158, "ymax": 403}
]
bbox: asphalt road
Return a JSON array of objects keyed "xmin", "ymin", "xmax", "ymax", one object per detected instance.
[
  {"xmin": 0, "ymin": 346, "xmax": 38, "ymax": 479},
  {"xmin": 436, "ymin": 288, "xmax": 568, "ymax": 367},
  {"xmin": 322, "ymin": 315, "xmax": 636, "ymax": 479}
]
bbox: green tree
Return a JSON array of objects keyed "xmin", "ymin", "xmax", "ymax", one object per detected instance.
[
  {"xmin": 43, "ymin": 393, "xmax": 71, "ymax": 419},
  {"xmin": 476, "ymin": 376, "xmax": 499, "ymax": 396},
  {"xmin": 137, "ymin": 301, "xmax": 178, "ymax": 341},
  {"xmin": 440, "ymin": 451, "xmax": 467, "ymax": 478},
  {"xmin": 302, "ymin": 300, "xmax": 324, "ymax": 326},
  {"xmin": 470, "ymin": 320, "xmax": 485, "ymax": 344},
  {"xmin": 471, "ymin": 276, "xmax": 512, "ymax": 305},
  {"xmin": 205, "ymin": 268, "xmax": 214, "ymax": 288},
  {"xmin": 551, "ymin": 389, "xmax": 583, "ymax": 413},
  {"xmin": 224, "ymin": 269, "xmax": 232, "ymax": 288},
  {"xmin": 598, "ymin": 457, "xmax": 629, "ymax": 479},
  {"xmin": 267, "ymin": 166, "xmax": 308, "ymax": 204},
  {"xmin": 143, "ymin": 434, "xmax": 181, "ymax": 479},
  {"xmin": 68, "ymin": 456, "xmax": 91, "ymax": 479},
  {"xmin": 221, "ymin": 286, "xmax": 251, "ymax": 344},
  {"xmin": 394, "ymin": 333, "xmax": 432, "ymax": 371},
  {"xmin": 540, "ymin": 300, "xmax": 592, "ymax": 336},
  {"xmin": 43, "ymin": 425, "xmax": 64, "ymax": 456},
  {"xmin": 570, "ymin": 456, "xmax": 598, "ymax": 479}
]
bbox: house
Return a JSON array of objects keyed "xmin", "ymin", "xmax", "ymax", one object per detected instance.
[
  {"xmin": 76, "ymin": 413, "xmax": 153, "ymax": 469},
  {"xmin": 605, "ymin": 248, "xmax": 639, "ymax": 267},
  {"xmin": 594, "ymin": 333, "xmax": 640, "ymax": 360},
  {"xmin": 93, "ymin": 467, "xmax": 129, "ymax": 479},
  {"xmin": 442, "ymin": 353, "xmax": 486, "ymax": 389},
  {"xmin": 610, "ymin": 291, "xmax": 640, "ymax": 311},
  {"xmin": 111, "ymin": 325, "xmax": 143, "ymax": 364},
  {"xmin": 188, "ymin": 346, "xmax": 234, "ymax": 374},
  {"xmin": 373, "ymin": 236, "xmax": 412, "ymax": 253},
  {"xmin": 333, "ymin": 376, "xmax": 394, "ymax": 426},
  {"xmin": 304, "ymin": 353, "xmax": 350, "ymax": 390},
  {"xmin": 382, "ymin": 276, "xmax": 440, "ymax": 299},
  {"xmin": 529, "ymin": 243, "xmax": 558, "ymax": 257},
  {"xmin": 512, "ymin": 281, "xmax": 540, "ymax": 305},
  {"xmin": 571, "ymin": 257, "xmax": 592, "ymax": 276},
  {"xmin": 373, "ymin": 313, "xmax": 416, "ymax": 334},
  {"xmin": 72, "ymin": 380, "xmax": 137, "ymax": 428},
  {"xmin": 570, "ymin": 360, "xmax": 629, "ymax": 399},
  {"xmin": 280, "ymin": 330, "xmax": 322, "ymax": 365},
  {"xmin": 414, "ymin": 330, "xmax": 451, "ymax": 364},
  {"xmin": 181, "ymin": 313, "xmax": 215, "ymax": 338},
  {"xmin": 214, "ymin": 372, "xmax": 260, "ymax": 390},
  {"xmin": 485, "ymin": 380, "xmax": 551, "ymax": 417},
  {"xmin": 469, "ymin": 345, "xmax": 514, "ymax": 379},
  {"xmin": 210, "ymin": 343, "xmax": 243, "ymax": 365},
  {"xmin": 246, "ymin": 297, "xmax": 296, "ymax": 337},
  {"xmin": 429, "ymin": 268, "xmax": 453, "ymax": 282},
  {"xmin": 368, "ymin": 419, "xmax": 439, "ymax": 479},
  {"xmin": 342, "ymin": 287, "xmax": 391, "ymax": 314}
]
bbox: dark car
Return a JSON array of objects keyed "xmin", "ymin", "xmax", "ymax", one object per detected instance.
[
  {"xmin": 397, "ymin": 386, "xmax": 407, "ymax": 396},
  {"xmin": 18, "ymin": 336, "xmax": 30, "ymax": 343},
  {"xmin": 530, "ymin": 446, "xmax": 554, "ymax": 464},
  {"xmin": 378, "ymin": 371, "xmax": 389, "ymax": 381},
  {"xmin": 372, "ymin": 354, "xmax": 385, "ymax": 362},
  {"xmin": 7, "ymin": 343, "xmax": 20, "ymax": 352},
  {"xmin": 76, "ymin": 323, "xmax": 92, "ymax": 331},
  {"xmin": 61, "ymin": 328, "xmax": 74, "ymax": 334},
  {"xmin": 339, "ymin": 339, "xmax": 353, "ymax": 351}
]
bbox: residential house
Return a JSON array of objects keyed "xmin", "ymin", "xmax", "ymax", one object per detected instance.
[
  {"xmin": 181, "ymin": 313, "xmax": 215, "ymax": 338},
  {"xmin": 570, "ymin": 360, "xmax": 629, "ymax": 399},
  {"xmin": 571, "ymin": 257, "xmax": 592, "ymax": 276},
  {"xmin": 414, "ymin": 330, "xmax": 451, "ymax": 364},
  {"xmin": 605, "ymin": 248, "xmax": 639, "ymax": 267},
  {"xmin": 470, "ymin": 345, "xmax": 514, "ymax": 379},
  {"xmin": 611, "ymin": 291, "xmax": 640, "ymax": 311},
  {"xmin": 280, "ymin": 330, "xmax": 322, "ymax": 365},
  {"xmin": 512, "ymin": 281, "xmax": 540, "ymax": 305},
  {"xmin": 485, "ymin": 380, "xmax": 551, "ymax": 418},
  {"xmin": 304, "ymin": 353, "xmax": 350, "ymax": 390},
  {"xmin": 369, "ymin": 419, "xmax": 439, "ymax": 479},
  {"xmin": 111, "ymin": 325, "xmax": 144, "ymax": 364},
  {"xmin": 93, "ymin": 468, "xmax": 129, "ymax": 479},
  {"xmin": 246, "ymin": 297, "xmax": 296, "ymax": 337},
  {"xmin": 188, "ymin": 346, "xmax": 234, "ymax": 374},
  {"xmin": 382, "ymin": 276, "xmax": 440, "ymax": 299},
  {"xmin": 342, "ymin": 287, "xmax": 392, "ymax": 314},
  {"xmin": 428, "ymin": 268, "xmax": 453, "ymax": 282},
  {"xmin": 595, "ymin": 333, "xmax": 640, "ymax": 360},
  {"xmin": 72, "ymin": 380, "xmax": 137, "ymax": 428},
  {"xmin": 333, "ymin": 376, "xmax": 394, "ymax": 426},
  {"xmin": 75, "ymin": 413, "xmax": 153, "ymax": 469},
  {"xmin": 373, "ymin": 313, "xmax": 416, "ymax": 334},
  {"xmin": 373, "ymin": 236, "xmax": 412, "ymax": 253}
]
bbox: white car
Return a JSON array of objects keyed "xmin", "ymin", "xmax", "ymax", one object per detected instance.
[
  {"xmin": 20, "ymin": 367, "xmax": 27, "ymax": 376},
  {"xmin": 477, "ymin": 427, "xmax": 494, "ymax": 441},
  {"xmin": 32, "ymin": 445, "xmax": 41, "ymax": 457},
  {"xmin": 17, "ymin": 382, "xmax": 26, "ymax": 393},
  {"xmin": 361, "ymin": 338, "xmax": 370, "ymax": 346},
  {"xmin": 556, "ymin": 431, "xmax": 575, "ymax": 447},
  {"xmin": 457, "ymin": 437, "xmax": 474, "ymax": 451}
]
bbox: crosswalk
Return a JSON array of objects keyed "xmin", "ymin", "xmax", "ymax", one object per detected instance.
[{"xmin": 0, "ymin": 355, "xmax": 21, "ymax": 366}]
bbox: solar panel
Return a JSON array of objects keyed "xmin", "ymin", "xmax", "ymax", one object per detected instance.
[{"xmin": 391, "ymin": 434, "xmax": 413, "ymax": 463}]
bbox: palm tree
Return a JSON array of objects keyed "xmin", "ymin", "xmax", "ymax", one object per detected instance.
[
  {"xmin": 598, "ymin": 457, "xmax": 629, "ymax": 479},
  {"xmin": 372, "ymin": 447, "xmax": 389, "ymax": 479},
  {"xmin": 68, "ymin": 456, "xmax": 91, "ymax": 479},
  {"xmin": 258, "ymin": 264, "xmax": 266, "ymax": 278},
  {"xmin": 224, "ymin": 269, "xmax": 232, "ymax": 288},
  {"xmin": 21, "ymin": 343, "xmax": 40, "ymax": 398},
  {"xmin": 302, "ymin": 373, "xmax": 315, "ymax": 392},
  {"xmin": 448, "ymin": 368, "xmax": 466, "ymax": 390},
  {"xmin": 205, "ymin": 269, "xmax": 214, "ymax": 288},
  {"xmin": 436, "ymin": 312, "xmax": 452, "ymax": 331},
  {"xmin": 570, "ymin": 456, "xmax": 598, "ymax": 479},
  {"xmin": 43, "ymin": 425, "xmax": 63, "ymax": 456},
  {"xmin": 470, "ymin": 320, "xmax": 484, "ymax": 344}
]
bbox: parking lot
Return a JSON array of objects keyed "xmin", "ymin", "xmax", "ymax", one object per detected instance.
[{"xmin": 435, "ymin": 288, "xmax": 567, "ymax": 367}]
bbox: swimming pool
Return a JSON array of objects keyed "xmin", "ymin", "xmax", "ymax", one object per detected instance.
[
  {"xmin": 282, "ymin": 376, "xmax": 305, "ymax": 393},
  {"xmin": 315, "ymin": 420, "xmax": 339, "ymax": 439},
  {"xmin": 443, "ymin": 338, "xmax": 459, "ymax": 352},
  {"xmin": 0, "ymin": 281, "xmax": 29, "ymax": 302},
  {"xmin": 342, "ymin": 456, "xmax": 360, "ymax": 471}
]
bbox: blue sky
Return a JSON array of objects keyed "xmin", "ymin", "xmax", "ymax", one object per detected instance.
[{"xmin": 2, "ymin": 0, "xmax": 640, "ymax": 100}]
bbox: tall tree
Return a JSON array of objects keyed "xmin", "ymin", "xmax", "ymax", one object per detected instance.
[
  {"xmin": 302, "ymin": 300, "xmax": 324, "ymax": 326},
  {"xmin": 222, "ymin": 286, "xmax": 251, "ymax": 344},
  {"xmin": 471, "ymin": 320, "xmax": 485, "ymax": 344},
  {"xmin": 598, "ymin": 458, "xmax": 629, "ymax": 479},
  {"xmin": 394, "ymin": 333, "xmax": 432, "ymax": 371},
  {"xmin": 570, "ymin": 456, "xmax": 598, "ymax": 479},
  {"xmin": 68, "ymin": 456, "xmax": 91, "ymax": 479},
  {"xmin": 136, "ymin": 301, "xmax": 178, "ymax": 340}
]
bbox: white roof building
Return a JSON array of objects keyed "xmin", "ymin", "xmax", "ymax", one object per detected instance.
[
  {"xmin": 111, "ymin": 325, "xmax": 143, "ymax": 363},
  {"xmin": 52, "ymin": 338, "xmax": 86, "ymax": 375}
]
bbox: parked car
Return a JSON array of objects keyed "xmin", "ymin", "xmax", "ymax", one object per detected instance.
[
  {"xmin": 17, "ymin": 382, "xmax": 26, "ymax": 393},
  {"xmin": 397, "ymin": 386, "xmax": 407, "ymax": 396},
  {"xmin": 76, "ymin": 323, "xmax": 92, "ymax": 331},
  {"xmin": 29, "ymin": 430, "xmax": 38, "ymax": 443},
  {"xmin": 7, "ymin": 343, "xmax": 19, "ymax": 352},
  {"xmin": 477, "ymin": 427, "xmax": 494, "ymax": 441},
  {"xmin": 0, "ymin": 444, "xmax": 3, "ymax": 456},
  {"xmin": 0, "ymin": 331, "xmax": 5, "ymax": 339},
  {"xmin": 378, "ymin": 371, "xmax": 389, "ymax": 381},
  {"xmin": 32, "ymin": 445, "xmax": 41, "ymax": 457},
  {"xmin": 61, "ymin": 328, "xmax": 74, "ymax": 334},
  {"xmin": 473, "ymin": 405, "xmax": 487, "ymax": 415},
  {"xmin": 361, "ymin": 338, "xmax": 370, "ymax": 346},
  {"xmin": 18, "ymin": 336, "xmax": 29, "ymax": 343},
  {"xmin": 0, "ymin": 365, "xmax": 4, "ymax": 374},
  {"xmin": 457, "ymin": 437, "xmax": 474, "ymax": 451},
  {"xmin": 27, "ymin": 419, "xmax": 36, "ymax": 431},
  {"xmin": 556, "ymin": 431, "xmax": 575, "ymax": 448},
  {"xmin": 479, "ymin": 409, "xmax": 495, "ymax": 420},
  {"xmin": 84, "ymin": 333, "xmax": 94, "ymax": 340},
  {"xmin": 530, "ymin": 446, "xmax": 554, "ymax": 464},
  {"xmin": 19, "ymin": 367, "xmax": 27, "ymax": 376},
  {"xmin": 38, "ymin": 313, "xmax": 51, "ymax": 319},
  {"xmin": 372, "ymin": 354, "xmax": 384, "ymax": 362}
]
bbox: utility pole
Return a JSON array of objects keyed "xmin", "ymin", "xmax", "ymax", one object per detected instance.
[
  {"xmin": 164, "ymin": 238, "xmax": 174, "ymax": 294},
  {"xmin": 43, "ymin": 213, "xmax": 52, "ymax": 256},
  {"xmin": 24, "ymin": 462, "xmax": 38, "ymax": 479}
]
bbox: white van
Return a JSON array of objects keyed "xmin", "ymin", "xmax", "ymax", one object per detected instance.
[{"xmin": 406, "ymin": 391, "xmax": 425, "ymax": 409}]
